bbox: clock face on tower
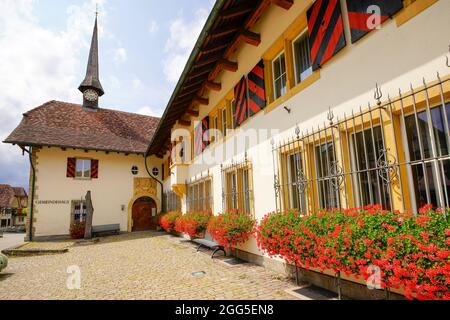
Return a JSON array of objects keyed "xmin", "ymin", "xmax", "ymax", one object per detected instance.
[{"xmin": 83, "ymin": 89, "xmax": 98, "ymax": 102}]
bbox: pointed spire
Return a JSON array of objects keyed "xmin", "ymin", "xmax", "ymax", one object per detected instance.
[{"xmin": 79, "ymin": 14, "xmax": 104, "ymax": 108}]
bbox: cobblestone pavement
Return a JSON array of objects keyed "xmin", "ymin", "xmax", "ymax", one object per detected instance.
[{"xmin": 0, "ymin": 231, "xmax": 299, "ymax": 300}]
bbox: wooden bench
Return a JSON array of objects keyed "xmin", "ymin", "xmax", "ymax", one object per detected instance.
[
  {"xmin": 91, "ymin": 224, "xmax": 120, "ymax": 237},
  {"xmin": 193, "ymin": 231, "xmax": 226, "ymax": 259}
]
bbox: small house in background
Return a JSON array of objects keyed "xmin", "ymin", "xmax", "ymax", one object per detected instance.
[{"xmin": 0, "ymin": 185, "xmax": 28, "ymax": 230}]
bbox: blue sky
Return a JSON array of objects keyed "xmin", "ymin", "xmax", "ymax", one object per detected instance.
[{"xmin": 0, "ymin": 0, "xmax": 215, "ymax": 189}]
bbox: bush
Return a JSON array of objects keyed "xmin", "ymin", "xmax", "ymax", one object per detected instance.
[
  {"xmin": 159, "ymin": 211, "xmax": 182, "ymax": 232},
  {"xmin": 69, "ymin": 222, "xmax": 86, "ymax": 239},
  {"xmin": 175, "ymin": 211, "xmax": 212, "ymax": 238},
  {"xmin": 207, "ymin": 210, "xmax": 255, "ymax": 249},
  {"xmin": 256, "ymin": 205, "xmax": 450, "ymax": 300}
]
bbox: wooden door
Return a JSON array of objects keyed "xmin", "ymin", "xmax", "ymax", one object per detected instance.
[{"xmin": 132, "ymin": 197, "xmax": 157, "ymax": 232}]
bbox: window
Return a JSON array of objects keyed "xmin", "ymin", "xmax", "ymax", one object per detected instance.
[
  {"xmin": 230, "ymin": 99, "xmax": 237, "ymax": 129},
  {"xmin": 71, "ymin": 200, "xmax": 87, "ymax": 224},
  {"xmin": 223, "ymin": 162, "xmax": 254, "ymax": 215},
  {"xmin": 286, "ymin": 152, "xmax": 307, "ymax": 212},
  {"xmin": 293, "ymin": 32, "xmax": 312, "ymax": 84},
  {"xmin": 221, "ymin": 107, "xmax": 227, "ymax": 138},
  {"xmin": 351, "ymin": 126, "xmax": 391, "ymax": 209},
  {"xmin": 404, "ymin": 103, "xmax": 450, "ymax": 210},
  {"xmin": 187, "ymin": 178, "xmax": 213, "ymax": 212},
  {"xmin": 165, "ymin": 191, "xmax": 181, "ymax": 212},
  {"xmin": 76, "ymin": 159, "xmax": 91, "ymax": 179},
  {"xmin": 131, "ymin": 166, "xmax": 139, "ymax": 175},
  {"xmin": 316, "ymin": 142, "xmax": 340, "ymax": 209},
  {"xmin": 272, "ymin": 52, "xmax": 287, "ymax": 100}
]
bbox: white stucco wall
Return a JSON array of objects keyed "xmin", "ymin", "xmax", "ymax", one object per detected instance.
[
  {"xmin": 165, "ymin": 0, "xmax": 450, "ymax": 257},
  {"xmin": 33, "ymin": 147, "xmax": 162, "ymax": 237}
]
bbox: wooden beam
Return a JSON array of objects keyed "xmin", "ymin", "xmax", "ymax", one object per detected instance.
[
  {"xmin": 192, "ymin": 96, "xmax": 209, "ymax": 106},
  {"xmin": 194, "ymin": 54, "xmax": 222, "ymax": 69},
  {"xmin": 271, "ymin": 0, "xmax": 293, "ymax": 10},
  {"xmin": 204, "ymin": 81, "xmax": 222, "ymax": 91},
  {"xmin": 178, "ymin": 119, "xmax": 191, "ymax": 127},
  {"xmin": 218, "ymin": 59, "xmax": 238, "ymax": 72},
  {"xmin": 185, "ymin": 109, "xmax": 199, "ymax": 117},
  {"xmin": 240, "ymin": 30, "xmax": 261, "ymax": 46},
  {"xmin": 219, "ymin": 3, "xmax": 254, "ymax": 19},
  {"xmin": 209, "ymin": 23, "xmax": 240, "ymax": 38}
]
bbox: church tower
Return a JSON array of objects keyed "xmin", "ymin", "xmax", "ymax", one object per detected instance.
[{"xmin": 78, "ymin": 14, "xmax": 104, "ymax": 110}]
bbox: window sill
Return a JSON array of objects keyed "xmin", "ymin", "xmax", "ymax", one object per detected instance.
[
  {"xmin": 396, "ymin": 0, "xmax": 438, "ymax": 27},
  {"xmin": 264, "ymin": 70, "xmax": 321, "ymax": 115}
]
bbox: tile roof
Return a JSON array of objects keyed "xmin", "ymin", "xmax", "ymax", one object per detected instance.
[
  {"xmin": 0, "ymin": 184, "xmax": 15, "ymax": 208},
  {"xmin": 13, "ymin": 187, "xmax": 27, "ymax": 198},
  {"xmin": 4, "ymin": 101, "xmax": 160, "ymax": 154}
]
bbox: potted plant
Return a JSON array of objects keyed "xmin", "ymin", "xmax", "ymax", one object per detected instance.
[
  {"xmin": 175, "ymin": 211, "xmax": 212, "ymax": 239},
  {"xmin": 159, "ymin": 211, "xmax": 182, "ymax": 233},
  {"xmin": 69, "ymin": 221, "xmax": 86, "ymax": 239}
]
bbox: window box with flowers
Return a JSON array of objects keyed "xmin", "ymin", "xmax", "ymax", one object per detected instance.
[
  {"xmin": 174, "ymin": 211, "xmax": 212, "ymax": 239},
  {"xmin": 207, "ymin": 210, "xmax": 255, "ymax": 249},
  {"xmin": 256, "ymin": 205, "xmax": 450, "ymax": 300},
  {"xmin": 159, "ymin": 211, "xmax": 182, "ymax": 233}
]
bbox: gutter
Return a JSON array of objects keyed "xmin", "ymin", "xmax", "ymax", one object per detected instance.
[
  {"xmin": 144, "ymin": 154, "xmax": 165, "ymax": 214},
  {"xmin": 145, "ymin": 0, "xmax": 226, "ymax": 157},
  {"xmin": 20, "ymin": 147, "xmax": 35, "ymax": 242}
]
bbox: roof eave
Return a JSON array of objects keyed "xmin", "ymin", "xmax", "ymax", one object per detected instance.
[{"xmin": 145, "ymin": 0, "xmax": 226, "ymax": 157}]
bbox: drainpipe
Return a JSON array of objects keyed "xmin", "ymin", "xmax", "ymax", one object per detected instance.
[
  {"xmin": 21, "ymin": 146, "xmax": 35, "ymax": 242},
  {"xmin": 144, "ymin": 154, "xmax": 164, "ymax": 214}
]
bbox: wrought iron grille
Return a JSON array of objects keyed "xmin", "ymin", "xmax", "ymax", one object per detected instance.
[
  {"xmin": 186, "ymin": 173, "xmax": 213, "ymax": 212},
  {"xmin": 272, "ymin": 74, "xmax": 450, "ymax": 215},
  {"xmin": 221, "ymin": 153, "xmax": 254, "ymax": 216}
]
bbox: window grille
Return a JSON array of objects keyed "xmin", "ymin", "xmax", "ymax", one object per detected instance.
[{"xmin": 186, "ymin": 173, "xmax": 213, "ymax": 212}]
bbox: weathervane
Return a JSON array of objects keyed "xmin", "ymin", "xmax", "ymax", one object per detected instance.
[{"xmin": 95, "ymin": 3, "xmax": 99, "ymax": 17}]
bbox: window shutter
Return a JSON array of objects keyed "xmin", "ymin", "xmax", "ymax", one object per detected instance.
[
  {"xmin": 194, "ymin": 117, "xmax": 210, "ymax": 156},
  {"xmin": 247, "ymin": 60, "xmax": 266, "ymax": 116},
  {"xmin": 66, "ymin": 158, "xmax": 76, "ymax": 178},
  {"xmin": 91, "ymin": 159, "xmax": 99, "ymax": 179},
  {"xmin": 234, "ymin": 76, "xmax": 248, "ymax": 126},
  {"xmin": 346, "ymin": 0, "xmax": 403, "ymax": 43},
  {"xmin": 307, "ymin": 0, "xmax": 346, "ymax": 70}
]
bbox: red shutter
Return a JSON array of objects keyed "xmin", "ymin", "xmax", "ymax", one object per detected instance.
[
  {"xmin": 66, "ymin": 158, "xmax": 76, "ymax": 178},
  {"xmin": 234, "ymin": 76, "xmax": 248, "ymax": 126},
  {"xmin": 247, "ymin": 60, "xmax": 266, "ymax": 116},
  {"xmin": 346, "ymin": 0, "xmax": 403, "ymax": 43},
  {"xmin": 91, "ymin": 159, "xmax": 99, "ymax": 179},
  {"xmin": 307, "ymin": 0, "xmax": 346, "ymax": 70}
]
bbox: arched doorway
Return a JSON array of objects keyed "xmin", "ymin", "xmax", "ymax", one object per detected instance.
[{"xmin": 131, "ymin": 197, "xmax": 157, "ymax": 232}]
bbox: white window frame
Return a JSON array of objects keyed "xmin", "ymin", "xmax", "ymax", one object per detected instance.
[
  {"xmin": 75, "ymin": 158, "xmax": 91, "ymax": 179},
  {"xmin": 272, "ymin": 51, "xmax": 287, "ymax": 100},
  {"xmin": 292, "ymin": 30, "xmax": 313, "ymax": 85}
]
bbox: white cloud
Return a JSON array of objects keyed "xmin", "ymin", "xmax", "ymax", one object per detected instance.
[
  {"xmin": 137, "ymin": 106, "xmax": 163, "ymax": 118},
  {"xmin": 0, "ymin": 0, "xmax": 109, "ymax": 188},
  {"xmin": 113, "ymin": 47, "xmax": 127, "ymax": 63},
  {"xmin": 132, "ymin": 76, "xmax": 143, "ymax": 89},
  {"xmin": 148, "ymin": 20, "xmax": 159, "ymax": 34},
  {"xmin": 163, "ymin": 9, "xmax": 209, "ymax": 83}
]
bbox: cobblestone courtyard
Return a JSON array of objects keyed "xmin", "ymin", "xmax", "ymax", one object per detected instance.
[{"xmin": 0, "ymin": 231, "xmax": 298, "ymax": 300}]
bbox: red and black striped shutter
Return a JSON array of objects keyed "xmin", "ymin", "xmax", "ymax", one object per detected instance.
[
  {"xmin": 346, "ymin": 0, "xmax": 403, "ymax": 43},
  {"xmin": 247, "ymin": 60, "xmax": 266, "ymax": 116},
  {"xmin": 307, "ymin": 0, "xmax": 346, "ymax": 71},
  {"xmin": 234, "ymin": 76, "xmax": 248, "ymax": 126},
  {"xmin": 194, "ymin": 117, "xmax": 210, "ymax": 156},
  {"xmin": 91, "ymin": 159, "xmax": 99, "ymax": 179},
  {"xmin": 66, "ymin": 158, "xmax": 76, "ymax": 178}
]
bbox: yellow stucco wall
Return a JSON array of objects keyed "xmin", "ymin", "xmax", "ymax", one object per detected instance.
[{"xmin": 32, "ymin": 147, "xmax": 162, "ymax": 237}]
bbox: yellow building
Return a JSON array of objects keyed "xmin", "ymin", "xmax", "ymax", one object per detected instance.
[{"xmin": 147, "ymin": 0, "xmax": 450, "ymax": 269}]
